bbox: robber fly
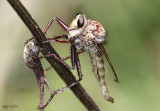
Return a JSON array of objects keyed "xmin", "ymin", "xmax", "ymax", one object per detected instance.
[{"xmin": 42, "ymin": 12, "xmax": 119, "ymax": 103}]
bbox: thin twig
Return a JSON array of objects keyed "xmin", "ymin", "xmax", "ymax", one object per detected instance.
[{"xmin": 7, "ymin": 0, "xmax": 101, "ymax": 111}]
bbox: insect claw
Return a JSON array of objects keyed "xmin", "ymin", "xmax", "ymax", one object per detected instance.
[
  {"xmin": 37, "ymin": 106, "xmax": 40, "ymax": 110},
  {"xmin": 37, "ymin": 103, "xmax": 48, "ymax": 110},
  {"xmin": 37, "ymin": 106, "xmax": 43, "ymax": 110},
  {"xmin": 37, "ymin": 105, "xmax": 42, "ymax": 110},
  {"xmin": 105, "ymin": 96, "xmax": 114, "ymax": 103},
  {"xmin": 114, "ymin": 79, "xmax": 119, "ymax": 83}
]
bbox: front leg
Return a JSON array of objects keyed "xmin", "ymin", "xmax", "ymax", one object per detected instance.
[
  {"xmin": 39, "ymin": 54, "xmax": 74, "ymax": 69},
  {"xmin": 44, "ymin": 17, "xmax": 69, "ymax": 34},
  {"xmin": 43, "ymin": 51, "xmax": 84, "ymax": 73},
  {"xmin": 38, "ymin": 80, "xmax": 80, "ymax": 110},
  {"xmin": 43, "ymin": 35, "xmax": 69, "ymax": 43},
  {"xmin": 38, "ymin": 44, "xmax": 83, "ymax": 110},
  {"xmin": 39, "ymin": 43, "xmax": 82, "ymax": 70}
]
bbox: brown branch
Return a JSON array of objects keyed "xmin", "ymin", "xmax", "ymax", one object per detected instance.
[{"xmin": 7, "ymin": 0, "xmax": 101, "ymax": 111}]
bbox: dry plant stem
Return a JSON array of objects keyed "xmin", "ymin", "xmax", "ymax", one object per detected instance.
[{"xmin": 7, "ymin": 0, "xmax": 101, "ymax": 111}]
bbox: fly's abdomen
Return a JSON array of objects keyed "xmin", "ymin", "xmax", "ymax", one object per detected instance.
[{"xmin": 89, "ymin": 51, "xmax": 114, "ymax": 103}]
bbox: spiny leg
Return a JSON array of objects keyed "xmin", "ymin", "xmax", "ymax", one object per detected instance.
[
  {"xmin": 39, "ymin": 54, "xmax": 72, "ymax": 69},
  {"xmin": 43, "ymin": 77, "xmax": 52, "ymax": 95},
  {"xmin": 40, "ymin": 52, "xmax": 76, "ymax": 71},
  {"xmin": 38, "ymin": 48, "xmax": 81, "ymax": 109},
  {"xmin": 43, "ymin": 35, "xmax": 69, "ymax": 43},
  {"xmin": 38, "ymin": 44, "xmax": 83, "ymax": 109},
  {"xmin": 36, "ymin": 76, "xmax": 53, "ymax": 110},
  {"xmin": 62, "ymin": 51, "xmax": 83, "ymax": 61},
  {"xmin": 25, "ymin": 17, "xmax": 70, "ymax": 50},
  {"xmin": 25, "ymin": 16, "xmax": 69, "ymax": 49},
  {"xmin": 37, "ymin": 77, "xmax": 45, "ymax": 110},
  {"xmin": 38, "ymin": 80, "xmax": 80, "ymax": 110},
  {"xmin": 24, "ymin": 37, "xmax": 34, "ymax": 45},
  {"xmin": 73, "ymin": 44, "xmax": 83, "ymax": 81},
  {"xmin": 44, "ymin": 17, "xmax": 69, "ymax": 34},
  {"xmin": 43, "ymin": 51, "xmax": 84, "ymax": 73}
]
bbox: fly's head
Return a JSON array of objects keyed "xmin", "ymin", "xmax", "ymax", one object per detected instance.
[
  {"xmin": 68, "ymin": 12, "xmax": 87, "ymax": 38},
  {"xmin": 68, "ymin": 12, "xmax": 106, "ymax": 51}
]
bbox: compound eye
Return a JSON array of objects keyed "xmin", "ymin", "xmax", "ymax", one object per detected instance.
[{"xmin": 77, "ymin": 17, "xmax": 84, "ymax": 28}]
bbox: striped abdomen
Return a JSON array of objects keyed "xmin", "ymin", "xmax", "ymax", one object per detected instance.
[{"xmin": 89, "ymin": 50, "xmax": 114, "ymax": 103}]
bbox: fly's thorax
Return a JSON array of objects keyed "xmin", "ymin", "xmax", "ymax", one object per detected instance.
[{"xmin": 82, "ymin": 19, "xmax": 106, "ymax": 43}]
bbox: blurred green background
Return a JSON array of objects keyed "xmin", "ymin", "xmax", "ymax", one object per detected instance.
[{"xmin": 0, "ymin": 0, "xmax": 160, "ymax": 111}]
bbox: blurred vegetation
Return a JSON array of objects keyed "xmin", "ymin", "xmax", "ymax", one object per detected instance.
[{"xmin": 1, "ymin": 0, "xmax": 160, "ymax": 111}]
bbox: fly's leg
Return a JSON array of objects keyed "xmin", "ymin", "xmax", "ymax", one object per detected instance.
[
  {"xmin": 37, "ymin": 49, "xmax": 83, "ymax": 109},
  {"xmin": 24, "ymin": 37, "xmax": 34, "ymax": 45},
  {"xmin": 44, "ymin": 17, "xmax": 69, "ymax": 34},
  {"xmin": 38, "ymin": 43, "xmax": 82, "ymax": 70},
  {"xmin": 43, "ymin": 35, "xmax": 69, "ymax": 43},
  {"xmin": 38, "ymin": 80, "xmax": 80, "ymax": 110},
  {"xmin": 38, "ymin": 44, "xmax": 83, "ymax": 110},
  {"xmin": 42, "ymin": 51, "xmax": 84, "ymax": 73},
  {"xmin": 37, "ymin": 77, "xmax": 44, "ymax": 110},
  {"xmin": 36, "ymin": 76, "xmax": 52, "ymax": 111},
  {"xmin": 62, "ymin": 51, "xmax": 83, "ymax": 61},
  {"xmin": 73, "ymin": 43, "xmax": 82, "ymax": 81},
  {"xmin": 43, "ymin": 77, "xmax": 52, "ymax": 94},
  {"xmin": 37, "ymin": 76, "xmax": 53, "ymax": 111},
  {"xmin": 34, "ymin": 69, "xmax": 53, "ymax": 109},
  {"xmin": 25, "ymin": 16, "xmax": 69, "ymax": 48},
  {"xmin": 39, "ymin": 54, "xmax": 72, "ymax": 69},
  {"xmin": 40, "ymin": 39, "xmax": 84, "ymax": 77},
  {"xmin": 41, "ymin": 35, "xmax": 80, "ymax": 70}
]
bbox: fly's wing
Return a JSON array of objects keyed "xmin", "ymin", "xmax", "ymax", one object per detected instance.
[
  {"xmin": 89, "ymin": 50, "xmax": 114, "ymax": 103},
  {"xmin": 97, "ymin": 44, "xmax": 119, "ymax": 83}
]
